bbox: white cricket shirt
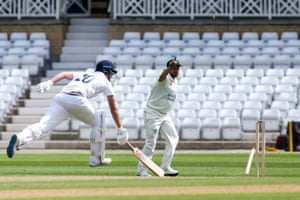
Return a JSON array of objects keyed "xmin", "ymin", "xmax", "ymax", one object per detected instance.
[
  {"xmin": 61, "ymin": 71, "xmax": 115, "ymax": 98},
  {"xmin": 146, "ymin": 74, "xmax": 177, "ymax": 114}
]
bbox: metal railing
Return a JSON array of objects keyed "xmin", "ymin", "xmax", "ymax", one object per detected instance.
[
  {"xmin": 0, "ymin": 0, "xmax": 91, "ymax": 20},
  {"xmin": 112, "ymin": 0, "xmax": 300, "ymax": 20},
  {"xmin": 1, "ymin": 0, "xmax": 300, "ymax": 20}
]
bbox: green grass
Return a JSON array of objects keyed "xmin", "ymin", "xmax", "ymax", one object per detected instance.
[{"xmin": 0, "ymin": 150, "xmax": 299, "ymax": 199}]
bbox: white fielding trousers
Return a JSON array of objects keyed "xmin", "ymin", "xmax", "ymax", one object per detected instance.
[
  {"xmin": 137, "ymin": 109, "xmax": 179, "ymax": 173},
  {"xmin": 17, "ymin": 93, "xmax": 102, "ymax": 150}
]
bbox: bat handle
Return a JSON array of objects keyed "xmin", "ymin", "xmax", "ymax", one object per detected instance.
[{"xmin": 126, "ymin": 140, "xmax": 135, "ymax": 151}]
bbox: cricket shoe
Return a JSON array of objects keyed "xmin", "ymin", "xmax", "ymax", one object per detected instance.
[
  {"xmin": 136, "ymin": 171, "xmax": 151, "ymax": 177},
  {"xmin": 163, "ymin": 167, "xmax": 179, "ymax": 176},
  {"xmin": 89, "ymin": 156, "xmax": 112, "ymax": 167},
  {"xmin": 6, "ymin": 134, "xmax": 19, "ymax": 158}
]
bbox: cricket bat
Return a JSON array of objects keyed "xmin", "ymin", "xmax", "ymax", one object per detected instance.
[{"xmin": 125, "ymin": 141, "xmax": 164, "ymax": 177}]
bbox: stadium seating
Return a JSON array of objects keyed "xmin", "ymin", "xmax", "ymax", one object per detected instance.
[
  {"xmin": 202, "ymin": 32, "xmax": 220, "ymax": 43},
  {"xmin": 0, "ymin": 32, "xmax": 8, "ymax": 41},
  {"xmin": 266, "ymin": 39, "xmax": 284, "ymax": 49},
  {"xmin": 143, "ymin": 32, "xmax": 160, "ymax": 42},
  {"xmin": 232, "ymin": 55, "xmax": 252, "ymax": 70},
  {"xmin": 123, "ymin": 32, "xmax": 141, "ymax": 42},
  {"xmin": 225, "ymin": 69, "xmax": 244, "ymax": 80},
  {"xmin": 201, "ymin": 118, "xmax": 222, "ymax": 140},
  {"xmin": 162, "ymin": 32, "xmax": 180, "ymax": 43},
  {"xmin": 6, "ymin": 26, "xmax": 300, "ymax": 145},
  {"xmin": 182, "ymin": 32, "xmax": 200, "ymax": 43},
  {"xmin": 281, "ymin": 31, "xmax": 298, "ymax": 42},
  {"xmin": 222, "ymin": 118, "xmax": 242, "ymax": 140},
  {"xmin": 10, "ymin": 32, "xmax": 27, "ymax": 43},
  {"xmin": 222, "ymin": 32, "xmax": 239, "ymax": 42},
  {"xmin": 241, "ymin": 32, "xmax": 259, "ymax": 43},
  {"xmin": 261, "ymin": 32, "xmax": 279, "ymax": 43},
  {"xmin": 20, "ymin": 55, "xmax": 40, "ymax": 75},
  {"xmin": 180, "ymin": 118, "xmax": 201, "ymax": 140},
  {"xmin": 223, "ymin": 101, "xmax": 242, "ymax": 115},
  {"xmin": 261, "ymin": 109, "xmax": 282, "ymax": 132},
  {"xmin": 88, "ymin": 30, "xmax": 300, "ymax": 141},
  {"xmin": 194, "ymin": 55, "xmax": 213, "ymax": 69},
  {"xmin": 127, "ymin": 39, "xmax": 146, "ymax": 50},
  {"xmin": 241, "ymin": 109, "xmax": 261, "ymax": 132}
]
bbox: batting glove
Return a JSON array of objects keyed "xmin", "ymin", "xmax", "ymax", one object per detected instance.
[
  {"xmin": 37, "ymin": 80, "xmax": 53, "ymax": 93},
  {"xmin": 117, "ymin": 127, "xmax": 128, "ymax": 145}
]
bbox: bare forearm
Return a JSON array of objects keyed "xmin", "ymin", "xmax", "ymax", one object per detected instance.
[
  {"xmin": 107, "ymin": 95, "xmax": 122, "ymax": 128},
  {"xmin": 111, "ymin": 109, "xmax": 122, "ymax": 128},
  {"xmin": 51, "ymin": 72, "xmax": 73, "ymax": 84},
  {"xmin": 158, "ymin": 68, "xmax": 171, "ymax": 82}
]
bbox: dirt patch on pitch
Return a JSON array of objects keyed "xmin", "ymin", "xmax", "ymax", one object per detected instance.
[{"xmin": 0, "ymin": 176, "xmax": 299, "ymax": 199}]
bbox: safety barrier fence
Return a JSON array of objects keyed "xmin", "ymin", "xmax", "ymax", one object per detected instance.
[{"xmin": 113, "ymin": 0, "xmax": 300, "ymax": 20}]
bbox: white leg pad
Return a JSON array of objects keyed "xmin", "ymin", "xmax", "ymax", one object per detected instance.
[{"xmin": 89, "ymin": 110, "xmax": 111, "ymax": 166}]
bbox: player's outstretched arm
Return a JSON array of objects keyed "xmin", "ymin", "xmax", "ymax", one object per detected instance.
[
  {"xmin": 37, "ymin": 72, "xmax": 74, "ymax": 93},
  {"xmin": 107, "ymin": 95, "xmax": 122, "ymax": 128},
  {"xmin": 50, "ymin": 71, "xmax": 74, "ymax": 84},
  {"xmin": 107, "ymin": 95, "xmax": 128, "ymax": 145}
]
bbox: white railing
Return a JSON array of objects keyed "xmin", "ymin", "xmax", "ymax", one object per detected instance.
[
  {"xmin": 2, "ymin": 0, "xmax": 299, "ymax": 20},
  {"xmin": 0, "ymin": 0, "xmax": 91, "ymax": 20},
  {"xmin": 113, "ymin": 0, "xmax": 300, "ymax": 20}
]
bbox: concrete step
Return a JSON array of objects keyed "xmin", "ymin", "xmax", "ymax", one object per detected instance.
[
  {"xmin": 24, "ymin": 99, "xmax": 52, "ymax": 107},
  {"xmin": 70, "ymin": 18, "xmax": 110, "ymax": 26},
  {"xmin": 17, "ymin": 107, "xmax": 48, "ymax": 115},
  {"xmin": 68, "ymin": 25, "xmax": 108, "ymax": 32},
  {"xmin": 62, "ymin": 46, "xmax": 104, "ymax": 54},
  {"xmin": 66, "ymin": 33, "xmax": 108, "ymax": 40},
  {"xmin": 5, "ymin": 119, "xmax": 72, "ymax": 132},
  {"xmin": 0, "ymin": 140, "xmax": 46, "ymax": 149},
  {"xmin": 50, "ymin": 131, "xmax": 79, "ymax": 140},
  {"xmin": 45, "ymin": 70, "xmax": 85, "ymax": 78},
  {"xmin": 52, "ymin": 62, "xmax": 94, "ymax": 70},
  {"xmin": 12, "ymin": 115, "xmax": 41, "ymax": 123},
  {"xmin": 60, "ymin": 54, "xmax": 99, "ymax": 62},
  {"xmin": 4, "ymin": 123, "xmax": 29, "ymax": 132},
  {"xmin": 64, "ymin": 40, "xmax": 108, "ymax": 47},
  {"xmin": 30, "ymin": 85, "xmax": 64, "ymax": 93},
  {"xmin": 242, "ymin": 132, "xmax": 279, "ymax": 142},
  {"xmin": 45, "ymin": 140, "xmax": 89, "ymax": 149},
  {"xmin": 40, "ymin": 78, "xmax": 69, "ymax": 85},
  {"xmin": 29, "ymin": 92, "xmax": 57, "ymax": 99}
]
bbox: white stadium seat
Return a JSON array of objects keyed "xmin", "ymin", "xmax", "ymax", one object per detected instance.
[
  {"xmin": 241, "ymin": 109, "xmax": 261, "ymax": 132},
  {"xmin": 180, "ymin": 118, "xmax": 201, "ymax": 140},
  {"xmin": 201, "ymin": 118, "xmax": 222, "ymax": 140},
  {"xmin": 281, "ymin": 31, "xmax": 298, "ymax": 42},
  {"xmin": 222, "ymin": 118, "xmax": 242, "ymax": 140}
]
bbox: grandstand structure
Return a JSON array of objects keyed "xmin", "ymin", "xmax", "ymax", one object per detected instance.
[{"xmin": 1, "ymin": 0, "xmax": 300, "ymax": 150}]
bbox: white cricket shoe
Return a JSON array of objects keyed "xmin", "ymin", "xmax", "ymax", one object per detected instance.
[
  {"xmin": 101, "ymin": 158, "xmax": 112, "ymax": 165},
  {"xmin": 163, "ymin": 167, "xmax": 179, "ymax": 176},
  {"xmin": 89, "ymin": 156, "xmax": 112, "ymax": 167},
  {"xmin": 136, "ymin": 171, "xmax": 151, "ymax": 177}
]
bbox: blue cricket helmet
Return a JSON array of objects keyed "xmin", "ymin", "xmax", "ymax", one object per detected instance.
[{"xmin": 95, "ymin": 60, "xmax": 117, "ymax": 81}]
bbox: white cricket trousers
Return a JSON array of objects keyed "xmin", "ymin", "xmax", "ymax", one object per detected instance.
[
  {"xmin": 137, "ymin": 109, "xmax": 179, "ymax": 173},
  {"xmin": 17, "ymin": 93, "xmax": 101, "ymax": 146}
]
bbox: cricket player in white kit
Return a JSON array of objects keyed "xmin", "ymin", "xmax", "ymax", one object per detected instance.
[
  {"xmin": 7, "ymin": 60, "xmax": 129, "ymax": 167},
  {"xmin": 137, "ymin": 58, "xmax": 181, "ymax": 176}
]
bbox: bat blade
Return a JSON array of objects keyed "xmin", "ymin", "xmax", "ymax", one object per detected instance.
[{"xmin": 126, "ymin": 141, "xmax": 164, "ymax": 177}]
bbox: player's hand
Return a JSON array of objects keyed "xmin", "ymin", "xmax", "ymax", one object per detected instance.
[
  {"xmin": 117, "ymin": 127, "xmax": 128, "ymax": 145},
  {"xmin": 37, "ymin": 80, "xmax": 53, "ymax": 93}
]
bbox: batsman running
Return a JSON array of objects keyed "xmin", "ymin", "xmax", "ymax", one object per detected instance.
[
  {"xmin": 136, "ymin": 57, "xmax": 181, "ymax": 176},
  {"xmin": 6, "ymin": 60, "xmax": 129, "ymax": 167}
]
